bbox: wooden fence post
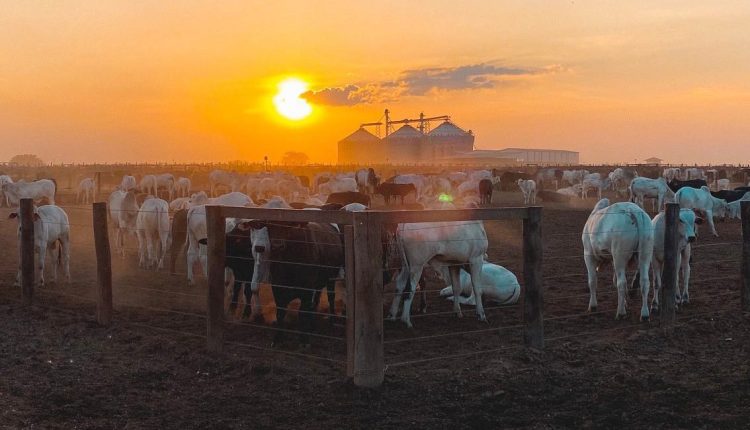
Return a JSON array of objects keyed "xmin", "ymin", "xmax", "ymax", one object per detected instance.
[
  {"xmin": 522, "ymin": 206, "xmax": 544, "ymax": 349},
  {"xmin": 93, "ymin": 202, "xmax": 113, "ymax": 325},
  {"xmin": 661, "ymin": 203, "xmax": 680, "ymax": 325},
  {"xmin": 94, "ymin": 172, "xmax": 102, "ymax": 202},
  {"xmin": 206, "ymin": 205, "xmax": 225, "ymax": 352},
  {"xmin": 352, "ymin": 212, "xmax": 384, "ymax": 387},
  {"xmin": 20, "ymin": 198, "xmax": 35, "ymax": 306},
  {"xmin": 344, "ymin": 225, "xmax": 355, "ymax": 378},
  {"xmin": 741, "ymin": 201, "xmax": 750, "ymax": 312}
]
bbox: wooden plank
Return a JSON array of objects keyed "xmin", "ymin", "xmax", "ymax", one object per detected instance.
[
  {"xmin": 20, "ymin": 198, "xmax": 35, "ymax": 306},
  {"xmin": 92, "ymin": 202, "xmax": 113, "ymax": 326},
  {"xmin": 344, "ymin": 225, "xmax": 355, "ymax": 378},
  {"xmin": 94, "ymin": 172, "xmax": 102, "ymax": 203},
  {"xmin": 352, "ymin": 212, "xmax": 384, "ymax": 387},
  {"xmin": 206, "ymin": 205, "xmax": 226, "ymax": 352},
  {"xmin": 219, "ymin": 206, "xmax": 354, "ymax": 225},
  {"xmin": 522, "ymin": 206, "xmax": 544, "ymax": 349},
  {"xmin": 661, "ymin": 203, "xmax": 679, "ymax": 325},
  {"xmin": 742, "ymin": 201, "xmax": 750, "ymax": 311}
]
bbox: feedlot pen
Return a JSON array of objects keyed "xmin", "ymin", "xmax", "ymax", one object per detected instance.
[{"xmin": 0, "ymin": 197, "xmax": 748, "ymax": 389}]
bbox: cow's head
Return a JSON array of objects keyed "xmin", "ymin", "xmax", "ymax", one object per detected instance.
[{"xmin": 678, "ymin": 208, "xmax": 700, "ymax": 243}]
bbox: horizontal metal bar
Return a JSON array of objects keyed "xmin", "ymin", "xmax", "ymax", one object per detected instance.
[
  {"xmin": 369, "ymin": 207, "xmax": 531, "ymax": 223},
  {"xmin": 217, "ymin": 206, "xmax": 355, "ymax": 224}
]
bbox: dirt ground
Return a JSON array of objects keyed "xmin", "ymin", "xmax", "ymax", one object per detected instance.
[{"xmin": 0, "ymin": 189, "xmax": 748, "ymax": 429}]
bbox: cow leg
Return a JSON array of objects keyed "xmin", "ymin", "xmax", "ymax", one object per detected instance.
[
  {"xmin": 705, "ymin": 210, "xmax": 719, "ymax": 237},
  {"xmin": 468, "ymin": 259, "xmax": 486, "ymax": 322},
  {"xmin": 416, "ymin": 275, "xmax": 428, "ymax": 314},
  {"xmin": 613, "ymin": 263, "xmax": 628, "ymax": 319},
  {"xmin": 49, "ymin": 243, "xmax": 59, "ymax": 284},
  {"xmin": 186, "ymin": 240, "xmax": 197, "ymax": 285},
  {"xmin": 681, "ymin": 247, "xmax": 691, "ymax": 304},
  {"xmin": 400, "ymin": 268, "xmax": 423, "ymax": 328},
  {"xmin": 37, "ymin": 244, "xmax": 46, "ymax": 287},
  {"xmin": 651, "ymin": 259, "xmax": 662, "ymax": 313},
  {"xmin": 388, "ymin": 268, "xmax": 409, "ymax": 321},
  {"xmin": 584, "ymin": 254, "xmax": 599, "ymax": 312},
  {"xmin": 448, "ymin": 265, "xmax": 463, "ymax": 318},
  {"xmin": 638, "ymin": 260, "xmax": 651, "ymax": 321},
  {"xmin": 137, "ymin": 231, "xmax": 146, "ymax": 268}
]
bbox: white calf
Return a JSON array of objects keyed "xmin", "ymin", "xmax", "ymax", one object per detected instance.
[
  {"xmin": 582, "ymin": 199, "xmax": 654, "ymax": 320},
  {"xmin": 1, "ymin": 179, "xmax": 56, "ymax": 206},
  {"xmin": 674, "ymin": 186, "xmax": 727, "ymax": 237},
  {"xmin": 650, "ymin": 209, "xmax": 700, "ymax": 310},
  {"xmin": 318, "ymin": 178, "xmax": 358, "ymax": 195},
  {"xmin": 9, "ymin": 205, "xmax": 71, "ymax": 286},
  {"xmin": 629, "ymin": 177, "xmax": 674, "ymax": 211},
  {"xmin": 517, "ymin": 179, "xmax": 537, "ymax": 204},
  {"xmin": 390, "ymin": 220, "xmax": 488, "ymax": 327},
  {"xmin": 662, "ymin": 168, "xmax": 681, "ymax": 182},
  {"xmin": 120, "ymin": 175, "xmax": 137, "ymax": 192},
  {"xmin": 175, "ymin": 177, "xmax": 192, "ymax": 197},
  {"xmin": 581, "ymin": 177, "xmax": 610, "ymax": 200},
  {"xmin": 108, "ymin": 190, "xmax": 139, "ymax": 257},
  {"xmin": 169, "ymin": 197, "xmax": 191, "ymax": 211},
  {"xmin": 139, "ymin": 175, "xmax": 158, "ymax": 196},
  {"xmin": 438, "ymin": 263, "xmax": 520, "ymax": 306},
  {"xmin": 77, "ymin": 178, "xmax": 95, "ymax": 204},
  {"xmin": 0, "ymin": 175, "xmax": 13, "ymax": 207},
  {"xmin": 716, "ymin": 179, "xmax": 730, "ymax": 191},
  {"xmin": 155, "ymin": 173, "xmax": 175, "ymax": 200},
  {"xmin": 136, "ymin": 198, "xmax": 170, "ymax": 270}
]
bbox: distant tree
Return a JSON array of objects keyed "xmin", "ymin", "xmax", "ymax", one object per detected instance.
[
  {"xmin": 9, "ymin": 154, "xmax": 44, "ymax": 167},
  {"xmin": 281, "ymin": 151, "xmax": 310, "ymax": 165}
]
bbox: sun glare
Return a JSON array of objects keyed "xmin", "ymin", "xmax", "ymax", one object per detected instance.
[{"xmin": 273, "ymin": 78, "xmax": 313, "ymax": 121}]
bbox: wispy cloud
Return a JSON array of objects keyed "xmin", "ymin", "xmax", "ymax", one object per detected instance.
[{"xmin": 302, "ymin": 62, "xmax": 558, "ymax": 106}]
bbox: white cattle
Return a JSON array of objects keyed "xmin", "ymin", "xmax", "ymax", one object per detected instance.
[
  {"xmin": 175, "ymin": 177, "xmax": 192, "ymax": 197},
  {"xmin": 517, "ymin": 179, "xmax": 537, "ymax": 204},
  {"xmin": 535, "ymin": 168, "xmax": 560, "ymax": 190},
  {"xmin": 581, "ymin": 176, "xmax": 610, "ymax": 200},
  {"xmin": 209, "ymin": 169, "xmax": 236, "ymax": 196},
  {"xmin": 457, "ymin": 180, "xmax": 479, "ymax": 197},
  {"xmin": 9, "ymin": 205, "xmax": 71, "ymax": 286},
  {"xmin": 318, "ymin": 177, "xmax": 358, "ymax": 195},
  {"xmin": 108, "ymin": 190, "xmax": 139, "ymax": 257},
  {"xmin": 136, "ymin": 198, "xmax": 170, "ymax": 270},
  {"xmin": 662, "ymin": 168, "xmax": 681, "ymax": 182},
  {"xmin": 185, "ymin": 205, "xmax": 208, "ymax": 285},
  {"xmin": 139, "ymin": 174, "xmax": 157, "ymax": 196},
  {"xmin": 608, "ymin": 168, "xmax": 638, "ymax": 193},
  {"xmin": 556, "ymin": 184, "xmax": 583, "ymax": 197},
  {"xmin": 629, "ymin": 177, "xmax": 674, "ymax": 211},
  {"xmin": 0, "ymin": 175, "xmax": 13, "ymax": 207},
  {"xmin": 650, "ymin": 209, "xmax": 700, "ymax": 310},
  {"xmin": 390, "ymin": 220, "xmax": 488, "ymax": 327},
  {"xmin": 468, "ymin": 170, "xmax": 492, "ymax": 182},
  {"xmin": 426, "ymin": 176, "xmax": 452, "ymax": 197},
  {"xmin": 726, "ymin": 195, "xmax": 750, "ymax": 219},
  {"xmin": 1, "ymin": 179, "xmax": 56, "ymax": 206},
  {"xmin": 562, "ymin": 169, "xmax": 589, "ymax": 185},
  {"xmin": 120, "ymin": 175, "xmax": 137, "ymax": 192},
  {"xmin": 155, "ymin": 173, "xmax": 175, "ymax": 200},
  {"xmin": 684, "ymin": 168, "xmax": 706, "ymax": 180},
  {"xmin": 438, "ymin": 263, "xmax": 520, "ymax": 306},
  {"xmin": 716, "ymin": 179, "xmax": 730, "ymax": 191},
  {"xmin": 189, "ymin": 191, "xmax": 253, "ymax": 208},
  {"xmin": 447, "ymin": 172, "xmax": 468, "ymax": 185},
  {"xmin": 582, "ymin": 199, "xmax": 654, "ymax": 320},
  {"xmin": 77, "ymin": 178, "xmax": 95, "ymax": 204},
  {"xmin": 674, "ymin": 186, "xmax": 727, "ymax": 237},
  {"xmin": 169, "ymin": 197, "xmax": 191, "ymax": 211}
]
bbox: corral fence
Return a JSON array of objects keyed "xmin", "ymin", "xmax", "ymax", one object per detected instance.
[{"xmin": 6, "ymin": 198, "xmax": 750, "ymax": 388}]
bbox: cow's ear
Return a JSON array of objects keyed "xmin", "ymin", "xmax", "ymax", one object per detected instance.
[
  {"xmin": 247, "ymin": 220, "xmax": 265, "ymax": 230},
  {"xmin": 8, "ymin": 212, "xmax": 18, "ymax": 219},
  {"xmin": 695, "ymin": 217, "xmax": 704, "ymax": 225}
]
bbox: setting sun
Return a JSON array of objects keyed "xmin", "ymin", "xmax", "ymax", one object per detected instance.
[{"xmin": 273, "ymin": 78, "xmax": 313, "ymax": 121}]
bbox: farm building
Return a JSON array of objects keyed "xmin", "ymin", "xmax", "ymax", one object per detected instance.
[{"xmin": 338, "ymin": 110, "xmax": 475, "ymax": 164}]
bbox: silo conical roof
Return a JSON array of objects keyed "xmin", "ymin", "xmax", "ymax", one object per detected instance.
[
  {"xmin": 427, "ymin": 121, "xmax": 469, "ymax": 136},
  {"xmin": 339, "ymin": 127, "xmax": 380, "ymax": 143},
  {"xmin": 388, "ymin": 124, "xmax": 423, "ymax": 139}
]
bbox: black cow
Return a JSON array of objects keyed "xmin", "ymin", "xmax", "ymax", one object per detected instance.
[
  {"xmin": 168, "ymin": 209, "xmax": 188, "ymax": 275},
  {"xmin": 734, "ymin": 186, "xmax": 750, "ymax": 193},
  {"xmin": 249, "ymin": 221, "xmax": 344, "ymax": 345},
  {"xmin": 668, "ymin": 178, "xmax": 708, "ymax": 193},
  {"xmin": 712, "ymin": 190, "xmax": 750, "ymax": 203},
  {"xmin": 225, "ymin": 222, "xmax": 255, "ymax": 318},
  {"xmin": 364, "ymin": 168, "xmax": 380, "ymax": 194},
  {"xmin": 478, "ymin": 179, "xmax": 493, "ymax": 205},
  {"xmin": 326, "ymin": 191, "xmax": 371, "ymax": 207},
  {"xmin": 377, "ymin": 183, "xmax": 417, "ymax": 205}
]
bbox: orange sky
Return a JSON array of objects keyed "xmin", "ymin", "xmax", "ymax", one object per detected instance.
[{"xmin": 1, "ymin": 1, "xmax": 749, "ymax": 165}]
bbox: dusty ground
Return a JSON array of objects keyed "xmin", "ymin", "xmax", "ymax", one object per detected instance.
[{"xmin": 0, "ymin": 189, "xmax": 748, "ymax": 429}]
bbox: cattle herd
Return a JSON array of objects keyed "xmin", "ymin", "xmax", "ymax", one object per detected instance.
[{"xmin": 1, "ymin": 164, "xmax": 749, "ymax": 346}]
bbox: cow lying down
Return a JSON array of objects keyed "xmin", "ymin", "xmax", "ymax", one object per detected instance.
[{"xmin": 438, "ymin": 262, "xmax": 520, "ymax": 306}]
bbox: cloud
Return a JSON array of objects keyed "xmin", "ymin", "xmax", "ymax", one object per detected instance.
[{"xmin": 304, "ymin": 62, "xmax": 554, "ymax": 106}]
